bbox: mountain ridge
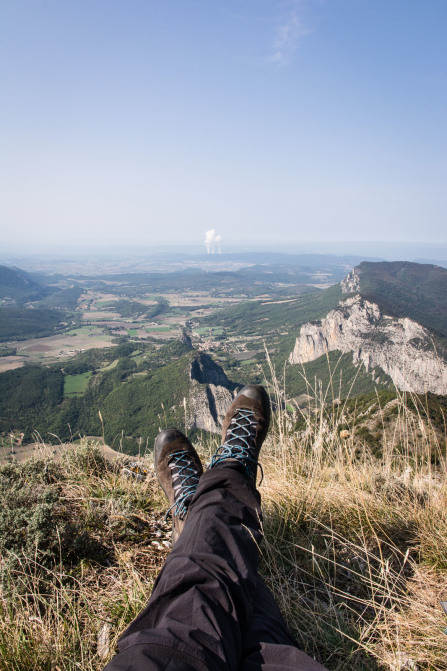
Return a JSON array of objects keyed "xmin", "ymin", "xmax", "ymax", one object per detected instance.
[{"xmin": 288, "ymin": 261, "xmax": 447, "ymax": 394}]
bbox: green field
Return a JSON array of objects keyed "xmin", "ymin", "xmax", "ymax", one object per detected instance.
[
  {"xmin": 64, "ymin": 372, "xmax": 92, "ymax": 396},
  {"xmin": 127, "ymin": 329, "xmax": 138, "ymax": 336},
  {"xmin": 67, "ymin": 326, "xmax": 98, "ymax": 336},
  {"xmin": 145, "ymin": 326, "xmax": 170, "ymax": 332},
  {"xmin": 101, "ymin": 359, "xmax": 119, "ymax": 371},
  {"xmin": 95, "ymin": 300, "xmax": 114, "ymax": 307},
  {"xmin": 86, "ymin": 315, "xmax": 112, "ymax": 321},
  {"xmin": 195, "ymin": 326, "xmax": 224, "ymax": 336}
]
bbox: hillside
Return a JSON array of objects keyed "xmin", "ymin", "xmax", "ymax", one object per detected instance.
[
  {"xmin": 349, "ymin": 261, "xmax": 447, "ymax": 343},
  {"xmin": 203, "ymin": 283, "xmax": 343, "ymax": 337},
  {"xmin": 0, "ymin": 306, "xmax": 71, "ymax": 342},
  {"xmin": 202, "ymin": 260, "xmax": 447, "ymax": 399},
  {"xmin": 286, "ymin": 262, "xmax": 447, "ymax": 396},
  {"xmin": 0, "ymin": 340, "xmax": 238, "ymax": 452},
  {"xmin": 2, "ymin": 258, "xmax": 447, "ymax": 669},
  {"xmin": 0, "ymin": 265, "xmax": 45, "ymax": 303},
  {"xmin": 0, "ymin": 266, "xmax": 83, "ymax": 341}
]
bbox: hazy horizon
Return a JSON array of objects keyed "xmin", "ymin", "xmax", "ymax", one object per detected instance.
[
  {"xmin": 2, "ymin": 240, "xmax": 447, "ymax": 269},
  {"xmin": 1, "ymin": 1, "xmax": 447, "ymax": 249}
]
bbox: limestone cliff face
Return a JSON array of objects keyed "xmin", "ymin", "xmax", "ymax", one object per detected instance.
[
  {"xmin": 341, "ymin": 268, "xmax": 361, "ymax": 294},
  {"xmin": 288, "ymin": 295, "xmax": 447, "ymax": 394},
  {"xmin": 187, "ymin": 353, "xmax": 236, "ymax": 432}
]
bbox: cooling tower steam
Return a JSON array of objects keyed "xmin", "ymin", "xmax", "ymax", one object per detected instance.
[{"xmin": 205, "ymin": 229, "xmax": 222, "ymax": 254}]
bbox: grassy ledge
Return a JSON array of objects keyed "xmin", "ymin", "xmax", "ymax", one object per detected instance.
[{"xmin": 0, "ymin": 376, "xmax": 447, "ymax": 670}]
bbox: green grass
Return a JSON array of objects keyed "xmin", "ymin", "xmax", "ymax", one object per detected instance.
[
  {"xmin": 195, "ymin": 326, "xmax": 224, "ymax": 336},
  {"xmin": 67, "ymin": 326, "xmax": 98, "ymax": 336},
  {"xmin": 64, "ymin": 372, "xmax": 92, "ymax": 396},
  {"xmin": 127, "ymin": 329, "xmax": 138, "ymax": 336},
  {"xmin": 145, "ymin": 327, "xmax": 170, "ymax": 332},
  {"xmin": 130, "ymin": 353, "xmax": 147, "ymax": 365},
  {"xmin": 100, "ymin": 359, "xmax": 119, "ymax": 371},
  {"xmin": 95, "ymin": 300, "xmax": 115, "ymax": 307},
  {"xmin": 86, "ymin": 315, "xmax": 114, "ymax": 322}
]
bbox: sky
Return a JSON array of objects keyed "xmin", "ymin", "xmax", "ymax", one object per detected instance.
[{"xmin": 1, "ymin": 0, "xmax": 447, "ymax": 252}]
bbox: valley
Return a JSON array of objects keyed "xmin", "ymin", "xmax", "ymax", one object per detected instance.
[{"xmin": 1, "ymin": 254, "xmax": 447, "ymax": 457}]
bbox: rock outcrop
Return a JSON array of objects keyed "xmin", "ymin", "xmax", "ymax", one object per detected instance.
[
  {"xmin": 340, "ymin": 268, "xmax": 360, "ymax": 294},
  {"xmin": 288, "ymin": 295, "xmax": 447, "ymax": 394},
  {"xmin": 187, "ymin": 353, "xmax": 236, "ymax": 432}
]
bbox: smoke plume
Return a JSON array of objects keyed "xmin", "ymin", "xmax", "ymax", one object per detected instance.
[{"xmin": 204, "ymin": 229, "xmax": 222, "ymax": 254}]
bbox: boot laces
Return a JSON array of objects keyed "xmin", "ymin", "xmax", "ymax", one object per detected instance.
[
  {"xmin": 165, "ymin": 451, "xmax": 200, "ymax": 521},
  {"xmin": 210, "ymin": 409, "xmax": 263, "ymax": 483}
]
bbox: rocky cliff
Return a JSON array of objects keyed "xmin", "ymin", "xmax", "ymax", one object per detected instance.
[
  {"xmin": 288, "ymin": 294, "xmax": 447, "ymax": 394},
  {"xmin": 340, "ymin": 268, "xmax": 360, "ymax": 294},
  {"xmin": 187, "ymin": 352, "xmax": 237, "ymax": 432}
]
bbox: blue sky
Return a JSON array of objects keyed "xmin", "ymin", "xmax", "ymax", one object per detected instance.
[{"xmin": 1, "ymin": 0, "xmax": 446, "ymax": 250}]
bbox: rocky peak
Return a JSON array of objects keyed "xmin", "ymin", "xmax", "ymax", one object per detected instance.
[
  {"xmin": 341, "ymin": 268, "xmax": 361, "ymax": 294},
  {"xmin": 288, "ymin": 294, "xmax": 447, "ymax": 394},
  {"xmin": 190, "ymin": 352, "xmax": 231, "ymax": 386},
  {"xmin": 179, "ymin": 331, "xmax": 193, "ymax": 349},
  {"xmin": 187, "ymin": 353, "xmax": 237, "ymax": 432}
]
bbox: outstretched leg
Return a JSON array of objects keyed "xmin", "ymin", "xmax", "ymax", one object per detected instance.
[
  {"xmin": 241, "ymin": 577, "xmax": 328, "ymax": 671},
  {"xmin": 104, "ymin": 464, "xmax": 262, "ymax": 671},
  {"xmin": 104, "ymin": 386, "xmax": 328, "ymax": 671}
]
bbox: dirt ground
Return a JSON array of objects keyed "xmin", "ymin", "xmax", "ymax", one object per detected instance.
[
  {"xmin": 83, "ymin": 311, "xmax": 120, "ymax": 320},
  {"xmin": 0, "ymin": 357, "xmax": 25, "ymax": 373},
  {"xmin": 4, "ymin": 331, "xmax": 116, "ymax": 369},
  {"xmin": 0, "ymin": 439, "xmax": 125, "ymax": 465}
]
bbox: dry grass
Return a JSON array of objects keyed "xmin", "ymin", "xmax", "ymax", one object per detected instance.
[
  {"xmin": 0, "ymin": 443, "xmax": 170, "ymax": 670},
  {"xmin": 1, "ymin": 373, "xmax": 447, "ymax": 670},
  {"xmin": 258, "ymin": 358, "xmax": 447, "ymax": 670}
]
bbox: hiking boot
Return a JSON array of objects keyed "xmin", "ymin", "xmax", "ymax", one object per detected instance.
[
  {"xmin": 209, "ymin": 385, "xmax": 271, "ymax": 483},
  {"xmin": 154, "ymin": 428, "xmax": 203, "ymax": 544}
]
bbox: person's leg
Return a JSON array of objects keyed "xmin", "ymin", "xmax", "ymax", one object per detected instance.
[
  {"xmin": 241, "ymin": 577, "xmax": 328, "ymax": 671},
  {"xmin": 105, "ymin": 385, "xmax": 328, "ymax": 671},
  {"xmin": 107, "ymin": 466, "xmax": 262, "ymax": 671},
  {"xmin": 104, "ymin": 386, "xmax": 269, "ymax": 671}
]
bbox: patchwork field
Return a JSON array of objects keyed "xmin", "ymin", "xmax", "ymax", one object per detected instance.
[
  {"xmin": 0, "ymin": 330, "xmax": 115, "ymax": 370},
  {"xmin": 0, "ymin": 287, "xmax": 250, "ymax": 371}
]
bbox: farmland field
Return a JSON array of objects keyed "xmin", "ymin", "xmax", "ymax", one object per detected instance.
[
  {"xmin": 146, "ymin": 326, "xmax": 171, "ymax": 332},
  {"xmin": 0, "ymin": 286, "xmax": 249, "ymax": 372},
  {"xmin": 64, "ymin": 371, "xmax": 92, "ymax": 396}
]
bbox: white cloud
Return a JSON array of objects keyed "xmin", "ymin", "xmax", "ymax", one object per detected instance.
[{"xmin": 268, "ymin": 2, "xmax": 308, "ymax": 66}]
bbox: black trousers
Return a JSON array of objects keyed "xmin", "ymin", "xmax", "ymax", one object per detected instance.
[{"xmin": 104, "ymin": 466, "xmax": 328, "ymax": 671}]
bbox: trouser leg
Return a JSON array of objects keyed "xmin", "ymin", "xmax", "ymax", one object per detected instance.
[
  {"xmin": 241, "ymin": 578, "xmax": 328, "ymax": 671},
  {"xmin": 104, "ymin": 465, "xmax": 262, "ymax": 671}
]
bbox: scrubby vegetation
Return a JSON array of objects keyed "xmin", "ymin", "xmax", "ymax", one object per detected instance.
[
  {"xmin": 0, "ymin": 372, "xmax": 446, "ymax": 670},
  {"xmin": 203, "ymin": 283, "xmax": 343, "ymax": 339},
  {"xmin": 0, "ymin": 307, "xmax": 70, "ymax": 341},
  {"xmin": 38, "ymin": 286, "xmax": 83, "ymax": 311},
  {"xmin": 0, "ymin": 442, "xmax": 170, "ymax": 670},
  {"xmin": 0, "ymin": 341, "xmax": 196, "ymax": 450}
]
